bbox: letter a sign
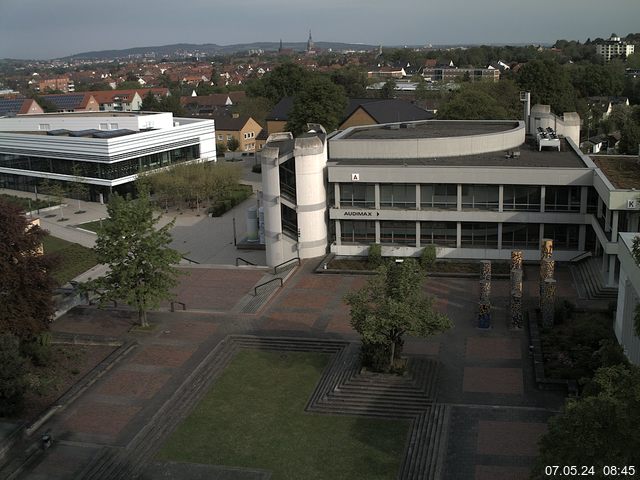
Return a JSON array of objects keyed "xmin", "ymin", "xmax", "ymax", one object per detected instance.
[{"xmin": 351, "ymin": 173, "xmax": 360, "ymax": 181}]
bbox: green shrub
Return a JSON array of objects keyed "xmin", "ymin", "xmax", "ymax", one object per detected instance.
[
  {"xmin": 21, "ymin": 333, "xmax": 53, "ymax": 367},
  {"xmin": 420, "ymin": 244, "xmax": 437, "ymax": 270},
  {"xmin": 0, "ymin": 335, "xmax": 27, "ymax": 417},
  {"xmin": 554, "ymin": 299, "xmax": 575, "ymax": 324},
  {"xmin": 367, "ymin": 243, "xmax": 383, "ymax": 269}
]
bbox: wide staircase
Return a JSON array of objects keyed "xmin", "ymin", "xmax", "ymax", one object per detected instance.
[{"xmin": 570, "ymin": 257, "xmax": 618, "ymax": 300}]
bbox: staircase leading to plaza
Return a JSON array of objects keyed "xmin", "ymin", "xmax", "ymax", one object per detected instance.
[{"xmin": 571, "ymin": 257, "xmax": 618, "ymax": 300}]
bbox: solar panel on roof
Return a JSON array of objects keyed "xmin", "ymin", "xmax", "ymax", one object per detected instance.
[
  {"xmin": 43, "ymin": 94, "xmax": 84, "ymax": 110},
  {"xmin": 0, "ymin": 99, "xmax": 26, "ymax": 116}
]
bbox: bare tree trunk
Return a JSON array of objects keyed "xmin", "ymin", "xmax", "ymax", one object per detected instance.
[
  {"xmin": 389, "ymin": 341, "xmax": 396, "ymax": 371},
  {"xmin": 139, "ymin": 309, "xmax": 148, "ymax": 327}
]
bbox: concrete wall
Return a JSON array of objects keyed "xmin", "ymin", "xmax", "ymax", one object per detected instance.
[
  {"xmin": 330, "ymin": 121, "xmax": 525, "ymax": 159},
  {"xmin": 0, "ymin": 112, "xmax": 174, "ymax": 131},
  {"xmin": 529, "ymin": 105, "xmax": 581, "ymax": 146},
  {"xmin": 615, "ymin": 233, "xmax": 640, "ymax": 365}
]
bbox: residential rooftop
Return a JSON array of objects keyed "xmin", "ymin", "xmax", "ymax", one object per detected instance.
[{"xmin": 340, "ymin": 120, "xmax": 519, "ymax": 140}]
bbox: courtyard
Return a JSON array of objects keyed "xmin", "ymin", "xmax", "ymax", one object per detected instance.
[{"xmin": 6, "ymin": 260, "xmax": 581, "ymax": 480}]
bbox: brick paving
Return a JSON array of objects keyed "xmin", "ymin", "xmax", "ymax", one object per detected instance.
[
  {"xmin": 21, "ymin": 262, "xmax": 589, "ymax": 480},
  {"xmin": 463, "ymin": 367, "xmax": 524, "ymax": 394}
]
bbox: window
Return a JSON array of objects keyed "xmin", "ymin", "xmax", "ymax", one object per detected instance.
[
  {"xmin": 502, "ymin": 223, "xmax": 540, "ymax": 249},
  {"xmin": 544, "ymin": 224, "xmax": 579, "ymax": 250},
  {"xmin": 38, "ymin": 124, "xmax": 51, "ymax": 131},
  {"xmin": 109, "ymin": 123, "xmax": 118, "ymax": 130},
  {"xmin": 461, "ymin": 223, "xmax": 499, "ymax": 248},
  {"xmin": 545, "ymin": 186, "xmax": 581, "ymax": 212},
  {"xmin": 420, "ymin": 221, "xmax": 456, "ymax": 247},
  {"xmin": 380, "ymin": 184, "xmax": 415, "ymax": 209},
  {"xmin": 226, "ymin": 134, "xmax": 232, "ymax": 141},
  {"xmin": 380, "ymin": 221, "xmax": 416, "ymax": 245},
  {"xmin": 503, "ymin": 185, "xmax": 541, "ymax": 211},
  {"xmin": 217, "ymin": 134, "xmax": 223, "ymax": 141},
  {"xmin": 279, "ymin": 158, "xmax": 296, "ymax": 200},
  {"xmin": 341, "ymin": 220, "xmax": 376, "ymax": 244},
  {"xmin": 99, "ymin": 123, "xmax": 108, "ymax": 130},
  {"xmin": 421, "ymin": 184, "xmax": 457, "ymax": 209},
  {"xmin": 281, "ymin": 204, "xmax": 298, "ymax": 239},
  {"xmin": 461, "ymin": 185, "xmax": 499, "ymax": 211},
  {"xmin": 340, "ymin": 183, "xmax": 375, "ymax": 208}
]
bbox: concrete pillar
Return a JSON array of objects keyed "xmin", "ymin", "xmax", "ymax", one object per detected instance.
[
  {"xmin": 261, "ymin": 149, "xmax": 285, "ymax": 267},
  {"xmin": 541, "ymin": 278, "xmax": 556, "ymax": 327},
  {"xmin": 415, "ymin": 221, "xmax": 421, "ymax": 248},
  {"xmin": 498, "ymin": 185, "xmax": 504, "ymax": 213},
  {"xmin": 580, "ymin": 186, "xmax": 588, "ymax": 214},
  {"xmin": 456, "ymin": 222, "xmax": 462, "ymax": 248},
  {"xmin": 605, "ymin": 207, "xmax": 611, "ymax": 232},
  {"xmin": 630, "ymin": 213, "xmax": 640, "ymax": 233},
  {"xmin": 415, "ymin": 184, "xmax": 421, "ymax": 210},
  {"xmin": 540, "ymin": 186, "xmax": 546, "ymax": 213},
  {"xmin": 539, "ymin": 223, "xmax": 545, "ymax": 247},
  {"xmin": 579, "ymin": 224, "xmax": 586, "ymax": 251},
  {"xmin": 334, "ymin": 183, "xmax": 340, "ymax": 208},
  {"xmin": 497, "ymin": 223, "xmax": 503, "ymax": 250},
  {"xmin": 335, "ymin": 220, "xmax": 341, "ymax": 246},
  {"xmin": 608, "ymin": 255, "xmax": 617, "ymax": 287},
  {"xmin": 611, "ymin": 211, "xmax": 619, "ymax": 240},
  {"xmin": 374, "ymin": 183, "xmax": 380, "ymax": 210},
  {"xmin": 375, "ymin": 221, "xmax": 380, "ymax": 244},
  {"xmin": 457, "ymin": 184, "xmax": 462, "ymax": 211},
  {"xmin": 293, "ymin": 137, "xmax": 328, "ymax": 259}
]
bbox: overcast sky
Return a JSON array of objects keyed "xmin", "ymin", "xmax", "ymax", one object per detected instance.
[{"xmin": 1, "ymin": 0, "xmax": 639, "ymax": 59}]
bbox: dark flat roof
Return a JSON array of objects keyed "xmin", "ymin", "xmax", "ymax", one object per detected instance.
[
  {"xmin": 330, "ymin": 137, "xmax": 587, "ymax": 168},
  {"xmin": 342, "ymin": 121, "xmax": 519, "ymax": 140}
]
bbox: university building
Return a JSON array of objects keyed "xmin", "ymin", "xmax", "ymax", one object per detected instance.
[
  {"xmin": 0, "ymin": 111, "xmax": 216, "ymax": 201},
  {"xmin": 258, "ymin": 109, "xmax": 640, "ymax": 364}
]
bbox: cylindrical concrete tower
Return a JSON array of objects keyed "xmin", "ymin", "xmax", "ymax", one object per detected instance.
[
  {"xmin": 294, "ymin": 135, "xmax": 328, "ymax": 260},
  {"xmin": 260, "ymin": 140, "xmax": 287, "ymax": 267}
]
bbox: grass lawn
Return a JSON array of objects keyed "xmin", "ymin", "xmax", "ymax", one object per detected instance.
[
  {"xmin": 76, "ymin": 220, "xmax": 104, "ymax": 233},
  {"xmin": 157, "ymin": 350, "xmax": 410, "ymax": 480},
  {"xmin": 42, "ymin": 235, "xmax": 98, "ymax": 285}
]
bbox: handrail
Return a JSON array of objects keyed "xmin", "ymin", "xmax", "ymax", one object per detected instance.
[
  {"xmin": 170, "ymin": 301, "xmax": 186, "ymax": 312},
  {"xmin": 236, "ymin": 257, "xmax": 256, "ymax": 266},
  {"xmin": 273, "ymin": 256, "xmax": 300, "ymax": 275},
  {"xmin": 568, "ymin": 251, "xmax": 592, "ymax": 263},
  {"xmin": 182, "ymin": 256, "xmax": 200, "ymax": 264},
  {"xmin": 254, "ymin": 277, "xmax": 283, "ymax": 296}
]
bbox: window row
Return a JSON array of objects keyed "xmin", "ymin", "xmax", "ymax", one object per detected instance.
[
  {"xmin": 0, "ymin": 145, "xmax": 200, "ymax": 180},
  {"xmin": 339, "ymin": 221, "xmax": 580, "ymax": 250},
  {"xmin": 336, "ymin": 183, "xmax": 586, "ymax": 213}
]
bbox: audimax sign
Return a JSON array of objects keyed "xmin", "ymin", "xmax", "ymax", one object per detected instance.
[{"xmin": 341, "ymin": 210, "xmax": 380, "ymax": 217}]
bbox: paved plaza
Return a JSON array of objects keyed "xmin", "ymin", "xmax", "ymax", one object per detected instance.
[{"xmin": 9, "ymin": 258, "xmax": 586, "ymax": 479}]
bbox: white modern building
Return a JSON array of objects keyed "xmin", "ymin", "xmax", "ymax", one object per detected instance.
[
  {"xmin": 0, "ymin": 111, "xmax": 216, "ymax": 201},
  {"xmin": 595, "ymin": 34, "xmax": 635, "ymax": 63}
]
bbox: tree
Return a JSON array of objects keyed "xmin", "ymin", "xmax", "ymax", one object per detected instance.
[
  {"xmin": 286, "ymin": 75, "xmax": 348, "ymax": 135},
  {"xmin": 48, "ymin": 182, "xmax": 67, "ymax": 221},
  {"xmin": 0, "ymin": 334, "xmax": 27, "ymax": 416},
  {"xmin": 344, "ymin": 259, "xmax": 452, "ymax": 371},
  {"xmin": 380, "ymin": 78, "xmax": 397, "ymax": 99},
  {"xmin": 437, "ymin": 80, "xmax": 521, "ymax": 120},
  {"xmin": 0, "ymin": 198, "xmax": 55, "ymax": 338},
  {"xmin": 330, "ymin": 66, "xmax": 369, "ymax": 98},
  {"xmin": 246, "ymin": 63, "xmax": 310, "ymax": 103},
  {"xmin": 69, "ymin": 164, "xmax": 89, "ymax": 214},
  {"xmin": 532, "ymin": 364, "xmax": 640, "ymax": 477},
  {"xmin": 140, "ymin": 90, "xmax": 161, "ymax": 111},
  {"xmin": 87, "ymin": 193, "xmax": 182, "ymax": 327},
  {"xmin": 227, "ymin": 136, "xmax": 240, "ymax": 152},
  {"xmin": 516, "ymin": 59, "xmax": 577, "ymax": 114}
]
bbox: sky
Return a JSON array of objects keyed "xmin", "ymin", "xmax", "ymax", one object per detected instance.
[{"xmin": 1, "ymin": 0, "xmax": 639, "ymax": 60}]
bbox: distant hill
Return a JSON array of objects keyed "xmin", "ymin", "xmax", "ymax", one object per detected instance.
[{"xmin": 62, "ymin": 42, "xmax": 380, "ymax": 60}]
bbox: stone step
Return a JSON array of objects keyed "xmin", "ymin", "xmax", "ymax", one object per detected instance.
[
  {"xmin": 308, "ymin": 404, "xmax": 422, "ymax": 419},
  {"xmin": 573, "ymin": 259, "xmax": 618, "ymax": 300}
]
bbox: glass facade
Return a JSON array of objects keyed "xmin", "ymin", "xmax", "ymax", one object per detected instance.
[
  {"xmin": 380, "ymin": 221, "xmax": 416, "ymax": 245},
  {"xmin": 461, "ymin": 185, "xmax": 499, "ymax": 211},
  {"xmin": 281, "ymin": 204, "xmax": 298, "ymax": 239},
  {"xmin": 502, "ymin": 223, "xmax": 540, "ymax": 249},
  {"xmin": 340, "ymin": 183, "xmax": 375, "ymax": 208},
  {"xmin": 503, "ymin": 185, "xmax": 541, "ymax": 211},
  {"xmin": 0, "ymin": 145, "xmax": 199, "ymax": 181},
  {"xmin": 278, "ymin": 158, "xmax": 296, "ymax": 201},
  {"xmin": 461, "ymin": 222, "xmax": 499, "ymax": 248},
  {"xmin": 544, "ymin": 223, "xmax": 579, "ymax": 250},
  {"xmin": 420, "ymin": 221, "xmax": 457, "ymax": 247},
  {"xmin": 380, "ymin": 184, "xmax": 416, "ymax": 209},
  {"xmin": 545, "ymin": 186, "xmax": 581, "ymax": 212},
  {"xmin": 341, "ymin": 220, "xmax": 375, "ymax": 243},
  {"xmin": 421, "ymin": 184, "xmax": 457, "ymax": 210}
]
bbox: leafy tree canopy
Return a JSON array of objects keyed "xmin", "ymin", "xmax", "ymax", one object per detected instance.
[
  {"xmin": 516, "ymin": 59, "xmax": 577, "ymax": 114},
  {"xmin": 437, "ymin": 79, "xmax": 521, "ymax": 120},
  {"xmin": 286, "ymin": 75, "xmax": 348, "ymax": 135},
  {"xmin": 533, "ymin": 364, "xmax": 640, "ymax": 477},
  {"xmin": 0, "ymin": 199, "xmax": 55, "ymax": 339},
  {"xmin": 344, "ymin": 259, "xmax": 452, "ymax": 371},
  {"xmin": 246, "ymin": 63, "xmax": 310, "ymax": 103},
  {"xmin": 87, "ymin": 193, "xmax": 182, "ymax": 326}
]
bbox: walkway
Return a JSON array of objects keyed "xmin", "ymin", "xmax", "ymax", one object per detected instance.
[{"xmin": 12, "ymin": 261, "xmax": 592, "ymax": 480}]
